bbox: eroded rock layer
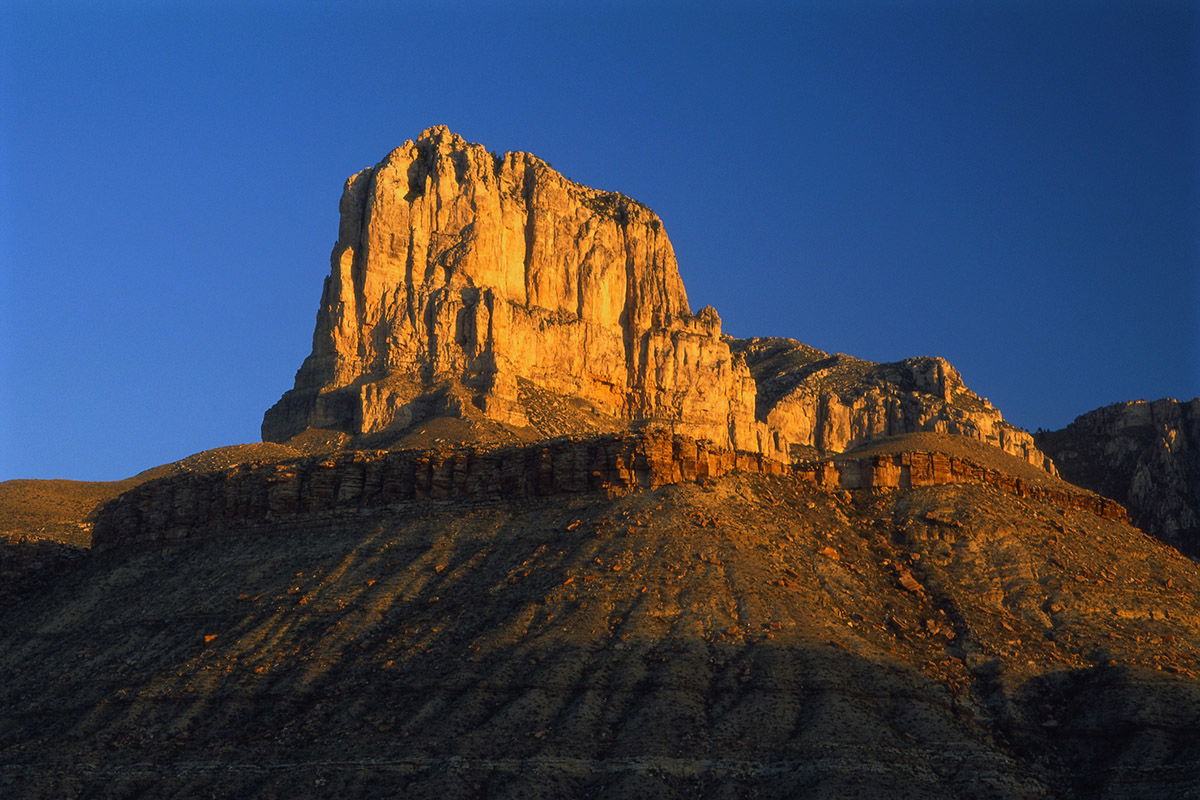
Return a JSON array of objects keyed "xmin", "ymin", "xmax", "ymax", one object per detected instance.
[{"xmin": 93, "ymin": 432, "xmax": 1122, "ymax": 552}]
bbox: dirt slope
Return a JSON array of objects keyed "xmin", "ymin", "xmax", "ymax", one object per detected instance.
[{"xmin": 3, "ymin": 473, "xmax": 1199, "ymax": 798}]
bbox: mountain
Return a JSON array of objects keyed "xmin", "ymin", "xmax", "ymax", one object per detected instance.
[
  {"xmin": 4, "ymin": 129, "xmax": 1199, "ymax": 798},
  {"xmin": 263, "ymin": 127, "xmax": 1050, "ymax": 470},
  {"xmin": 1037, "ymin": 398, "xmax": 1200, "ymax": 557}
]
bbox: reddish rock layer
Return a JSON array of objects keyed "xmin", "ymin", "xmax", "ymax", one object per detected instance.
[{"xmin": 93, "ymin": 432, "xmax": 1126, "ymax": 552}]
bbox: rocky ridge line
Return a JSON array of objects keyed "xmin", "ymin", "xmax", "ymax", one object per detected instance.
[
  {"xmin": 93, "ymin": 432, "xmax": 1124, "ymax": 552},
  {"xmin": 733, "ymin": 337, "xmax": 1049, "ymax": 467}
]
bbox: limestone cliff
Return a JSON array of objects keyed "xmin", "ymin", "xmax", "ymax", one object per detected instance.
[
  {"xmin": 264, "ymin": 127, "xmax": 1050, "ymax": 469},
  {"xmin": 263, "ymin": 126, "xmax": 768, "ymax": 454},
  {"xmin": 1037, "ymin": 398, "xmax": 1200, "ymax": 555},
  {"xmin": 734, "ymin": 338, "xmax": 1055, "ymax": 470}
]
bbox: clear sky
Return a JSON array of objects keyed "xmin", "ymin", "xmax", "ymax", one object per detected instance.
[{"xmin": 2, "ymin": 0, "xmax": 1197, "ymax": 481}]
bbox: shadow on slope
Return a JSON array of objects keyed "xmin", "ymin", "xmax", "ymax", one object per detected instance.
[
  {"xmin": 4, "ymin": 475, "xmax": 1200, "ymax": 797},
  {"xmin": 0, "ymin": 443, "xmax": 301, "ymax": 547}
]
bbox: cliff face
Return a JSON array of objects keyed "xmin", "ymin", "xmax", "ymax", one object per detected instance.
[
  {"xmin": 92, "ymin": 432, "xmax": 1120, "ymax": 553},
  {"xmin": 729, "ymin": 335, "xmax": 1051, "ymax": 470},
  {"xmin": 262, "ymin": 126, "xmax": 768, "ymax": 454},
  {"xmin": 734, "ymin": 338, "xmax": 1054, "ymax": 470},
  {"xmin": 1037, "ymin": 398, "xmax": 1200, "ymax": 555},
  {"xmin": 264, "ymin": 127, "xmax": 1049, "ymax": 469}
]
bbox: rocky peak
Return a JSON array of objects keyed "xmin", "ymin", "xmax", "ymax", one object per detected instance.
[
  {"xmin": 731, "ymin": 337, "xmax": 1052, "ymax": 469},
  {"xmin": 263, "ymin": 129, "xmax": 1051, "ymax": 470},
  {"xmin": 263, "ymin": 127, "xmax": 752, "ymax": 450}
]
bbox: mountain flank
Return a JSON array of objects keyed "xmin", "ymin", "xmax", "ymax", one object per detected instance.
[
  {"xmin": 1038, "ymin": 398, "xmax": 1200, "ymax": 557},
  {"xmin": 6, "ymin": 463, "xmax": 1200, "ymax": 798}
]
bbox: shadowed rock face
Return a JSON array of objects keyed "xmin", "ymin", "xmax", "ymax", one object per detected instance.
[
  {"xmin": 90, "ymin": 432, "xmax": 1123, "ymax": 554},
  {"xmin": 263, "ymin": 128, "xmax": 1050, "ymax": 469},
  {"xmin": 1037, "ymin": 398, "xmax": 1200, "ymax": 556}
]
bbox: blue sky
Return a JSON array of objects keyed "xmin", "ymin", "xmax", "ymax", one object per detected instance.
[{"xmin": 2, "ymin": 0, "xmax": 1196, "ymax": 480}]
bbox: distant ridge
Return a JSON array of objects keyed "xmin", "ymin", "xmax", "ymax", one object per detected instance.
[{"xmin": 1039, "ymin": 398, "xmax": 1200, "ymax": 556}]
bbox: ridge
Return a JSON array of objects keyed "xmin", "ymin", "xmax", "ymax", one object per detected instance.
[{"xmin": 92, "ymin": 431, "xmax": 1120, "ymax": 553}]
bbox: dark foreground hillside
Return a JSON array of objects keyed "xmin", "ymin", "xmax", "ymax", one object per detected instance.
[{"xmin": 4, "ymin": 470, "xmax": 1200, "ymax": 799}]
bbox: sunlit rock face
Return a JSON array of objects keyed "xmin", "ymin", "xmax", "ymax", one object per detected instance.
[
  {"xmin": 263, "ymin": 127, "xmax": 1049, "ymax": 468},
  {"xmin": 262, "ymin": 125, "xmax": 770, "ymax": 453},
  {"xmin": 733, "ymin": 338, "xmax": 1055, "ymax": 470}
]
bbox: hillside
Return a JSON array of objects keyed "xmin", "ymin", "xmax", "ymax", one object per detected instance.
[
  {"xmin": 0, "ymin": 443, "xmax": 301, "ymax": 547},
  {"xmin": 6, "ymin": 464, "xmax": 1200, "ymax": 798}
]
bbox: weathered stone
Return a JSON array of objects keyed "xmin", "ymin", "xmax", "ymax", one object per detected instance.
[
  {"xmin": 1038, "ymin": 398, "xmax": 1200, "ymax": 555},
  {"xmin": 263, "ymin": 128, "xmax": 1052, "ymax": 471},
  {"xmin": 263, "ymin": 126, "xmax": 770, "ymax": 455},
  {"xmin": 732, "ymin": 337, "xmax": 1054, "ymax": 470},
  {"xmin": 92, "ymin": 432, "xmax": 1124, "ymax": 553}
]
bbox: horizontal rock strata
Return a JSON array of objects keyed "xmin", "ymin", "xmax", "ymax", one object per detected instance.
[{"xmin": 93, "ymin": 432, "xmax": 1125, "ymax": 552}]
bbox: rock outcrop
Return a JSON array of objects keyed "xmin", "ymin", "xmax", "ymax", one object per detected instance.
[
  {"xmin": 263, "ymin": 127, "xmax": 1050, "ymax": 469},
  {"xmin": 0, "ymin": 443, "xmax": 306, "ymax": 548},
  {"xmin": 1037, "ymin": 398, "xmax": 1200, "ymax": 556},
  {"xmin": 263, "ymin": 126, "xmax": 768, "ymax": 454},
  {"xmin": 734, "ymin": 337, "xmax": 1053, "ymax": 470},
  {"xmin": 93, "ymin": 432, "xmax": 1122, "ymax": 552}
]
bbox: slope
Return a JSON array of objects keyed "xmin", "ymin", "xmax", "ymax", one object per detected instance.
[
  {"xmin": 4, "ymin": 465, "xmax": 1199, "ymax": 798},
  {"xmin": 0, "ymin": 443, "xmax": 301, "ymax": 547}
]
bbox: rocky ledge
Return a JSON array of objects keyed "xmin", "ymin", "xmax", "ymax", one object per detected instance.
[{"xmin": 93, "ymin": 432, "xmax": 1124, "ymax": 552}]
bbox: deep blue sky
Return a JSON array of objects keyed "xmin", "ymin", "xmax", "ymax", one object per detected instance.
[{"xmin": 2, "ymin": 1, "xmax": 1196, "ymax": 481}]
